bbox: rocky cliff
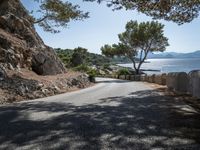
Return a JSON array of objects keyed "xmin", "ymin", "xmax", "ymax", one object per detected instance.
[
  {"xmin": 0, "ymin": 0, "xmax": 66, "ymax": 75},
  {"xmin": 0, "ymin": 0, "xmax": 92, "ymax": 104}
]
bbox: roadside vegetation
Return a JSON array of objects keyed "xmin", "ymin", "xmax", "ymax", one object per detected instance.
[{"xmin": 56, "ymin": 47, "xmax": 136, "ymax": 80}]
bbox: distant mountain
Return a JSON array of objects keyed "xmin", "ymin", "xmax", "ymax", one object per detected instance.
[{"xmin": 147, "ymin": 50, "xmax": 200, "ymax": 59}]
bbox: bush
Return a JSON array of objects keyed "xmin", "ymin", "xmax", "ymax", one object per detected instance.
[
  {"xmin": 73, "ymin": 64, "xmax": 89, "ymax": 72},
  {"xmin": 103, "ymin": 63, "xmax": 110, "ymax": 70},
  {"xmin": 87, "ymin": 69, "xmax": 98, "ymax": 82},
  {"xmin": 73, "ymin": 65, "xmax": 97, "ymax": 82},
  {"xmin": 117, "ymin": 68, "xmax": 130, "ymax": 75}
]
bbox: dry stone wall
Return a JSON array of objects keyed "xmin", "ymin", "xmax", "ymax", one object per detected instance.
[{"xmin": 101, "ymin": 70, "xmax": 200, "ymax": 99}]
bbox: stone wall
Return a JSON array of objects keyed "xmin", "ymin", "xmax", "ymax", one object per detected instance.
[
  {"xmin": 99, "ymin": 70, "xmax": 200, "ymax": 99},
  {"xmin": 188, "ymin": 71, "xmax": 200, "ymax": 99}
]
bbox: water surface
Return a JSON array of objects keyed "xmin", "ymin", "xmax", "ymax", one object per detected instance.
[{"xmin": 119, "ymin": 58, "xmax": 200, "ymax": 74}]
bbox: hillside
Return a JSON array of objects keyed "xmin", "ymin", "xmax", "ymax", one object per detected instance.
[
  {"xmin": 55, "ymin": 48, "xmax": 132, "ymax": 67},
  {"xmin": 148, "ymin": 50, "xmax": 200, "ymax": 59}
]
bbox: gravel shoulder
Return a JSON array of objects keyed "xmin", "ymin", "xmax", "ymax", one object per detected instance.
[{"xmin": 0, "ymin": 78, "xmax": 200, "ymax": 150}]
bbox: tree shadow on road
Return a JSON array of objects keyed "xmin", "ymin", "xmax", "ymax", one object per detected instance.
[{"xmin": 0, "ymin": 89, "xmax": 200, "ymax": 149}]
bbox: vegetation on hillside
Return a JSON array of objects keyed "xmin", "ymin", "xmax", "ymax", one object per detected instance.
[
  {"xmin": 56, "ymin": 47, "xmax": 110, "ymax": 67},
  {"xmin": 56, "ymin": 47, "xmax": 132, "ymax": 68},
  {"xmin": 56, "ymin": 47, "xmax": 136, "ymax": 79}
]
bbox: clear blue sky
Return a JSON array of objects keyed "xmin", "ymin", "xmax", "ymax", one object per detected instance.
[{"xmin": 22, "ymin": 0, "xmax": 200, "ymax": 54}]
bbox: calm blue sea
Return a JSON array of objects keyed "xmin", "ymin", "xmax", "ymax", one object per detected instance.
[{"xmin": 119, "ymin": 58, "xmax": 200, "ymax": 75}]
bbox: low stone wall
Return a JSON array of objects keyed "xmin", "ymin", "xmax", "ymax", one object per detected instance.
[
  {"xmin": 154, "ymin": 74, "xmax": 166, "ymax": 85},
  {"xmin": 97, "ymin": 71, "xmax": 200, "ymax": 99},
  {"xmin": 189, "ymin": 70, "xmax": 200, "ymax": 99},
  {"xmin": 166, "ymin": 72, "xmax": 189, "ymax": 94}
]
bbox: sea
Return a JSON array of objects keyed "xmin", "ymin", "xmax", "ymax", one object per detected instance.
[{"xmin": 119, "ymin": 58, "xmax": 200, "ymax": 75}]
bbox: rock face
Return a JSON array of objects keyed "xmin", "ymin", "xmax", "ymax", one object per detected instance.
[
  {"xmin": 0, "ymin": 65, "xmax": 7, "ymax": 80},
  {"xmin": 0, "ymin": 0, "xmax": 66, "ymax": 75}
]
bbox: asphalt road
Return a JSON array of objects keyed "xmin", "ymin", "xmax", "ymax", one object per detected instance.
[{"xmin": 0, "ymin": 78, "xmax": 200, "ymax": 150}]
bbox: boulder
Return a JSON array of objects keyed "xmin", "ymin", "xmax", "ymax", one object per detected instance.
[
  {"xmin": 32, "ymin": 48, "xmax": 66, "ymax": 75},
  {"xmin": 0, "ymin": 0, "xmax": 66, "ymax": 75},
  {"xmin": 189, "ymin": 70, "xmax": 200, "ymax": 99}
]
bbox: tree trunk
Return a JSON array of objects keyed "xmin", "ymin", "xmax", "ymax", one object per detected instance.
[
  {"xmin": 136, "ymin": 50, "xmax": 149, "ymax": 74},
  {"xmin": 137, "ymin": 62, "xmax": 143, "ymax": 74},
  {"xmin": 135, "ymin": 68, "xmax": 140, "ymax": 75},
  {"xmin": 131, "ymin": 60, "xmax": 139, "ymax": 74}
]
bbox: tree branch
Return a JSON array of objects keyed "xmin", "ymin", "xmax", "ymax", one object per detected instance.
[{"xmin": 33, "ymin": 16, "xmax": 48, "ymax": 24}]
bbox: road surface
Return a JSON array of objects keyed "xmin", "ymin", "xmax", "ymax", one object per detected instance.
[{"xmin": 0, "ymin": 78, "xmax": 200, "ymax": 150}]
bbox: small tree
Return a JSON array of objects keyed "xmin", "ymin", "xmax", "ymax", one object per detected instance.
[
  {"xmin": 71, "ymin": 47, "xmax": 88, "ymax": 67},
  {"xmin": 30, "ymin": 0, "xmax": 89, "ymax": 33},
  {"xmin": 101, "ymin": 20, "xmax": 169, "ymax": 74}
]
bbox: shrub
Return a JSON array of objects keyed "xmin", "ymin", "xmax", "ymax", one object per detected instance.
[
  {"xmin": 73, "ymin": 65, "xmax": 98, "ymax": 82},
  {"xmin": 103, "ymin": 63, "xmax": 110, "ymax": 70},
  {"xmin": 87, "ymin": 69, "xmax": 98, "ymax": 82},
  {"xmin": 73, "ymin": 64, "xmax": 89, "ymax": 72},
  {"xmin": 117, "ymin": 68, "xmax": 130, "ymax": 75}
]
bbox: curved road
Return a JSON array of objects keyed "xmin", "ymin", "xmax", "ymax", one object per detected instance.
[{"xmin": 0, "ymin": 78, "xmax": 200, "ymax": 150}]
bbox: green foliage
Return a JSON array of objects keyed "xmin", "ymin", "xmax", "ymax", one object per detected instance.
[
  {"xmin": 118, "ymin": 20, "xmax": 169, "ymax": 53},
  {"xmin": 86, "ymin": 53, "xmax": 110, "ymax": 66},
  {"xmin": 73, "ymin": 64, "xmax": 97, "ymax": 82},
  {"xmin": 56, "ymin": 48, "xmax": 111, "ymax": 67},
  {"xmin": 71, "ymin": 47, "xmax": 88, "ymax": 67},
  {"xmin": 56, "ymin": 47, "xmax": 133, "ymax": 69},
  {"xmin": 101, "ymin": 45, "xmax": 114, "ymax": 57},
  {"xmin": 101, "ymin": 20, "xmax": 169, "ymax": 74},
  {"xmin": 85, "ymin": 0, "xmax": 200, "ymax": 24},
  {"xmin": 55, "ymin": 48, "xmax": 73, "ymax": 67},
  {"xmin": 87, "ymin": 68, "xmax": 98, "ymax": 82},
  {"xmin": 32, "ymin": 0, "xmax": 89, "ymax": 33},
  {"xmin": 103, "ymin": 63, "xmax": 110, "ymax": 70},
  {"xmin": 117, "ymin": 68, "xmax": 130, "ymax": 75},
  {"xmin": 73, "ymin": 64, "xmax": 90, "ymax": 72}
]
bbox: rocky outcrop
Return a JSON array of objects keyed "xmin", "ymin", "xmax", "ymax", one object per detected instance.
[{"xmin": 0, "ymin": 0, "xmax": 66, "ymax": 75}]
